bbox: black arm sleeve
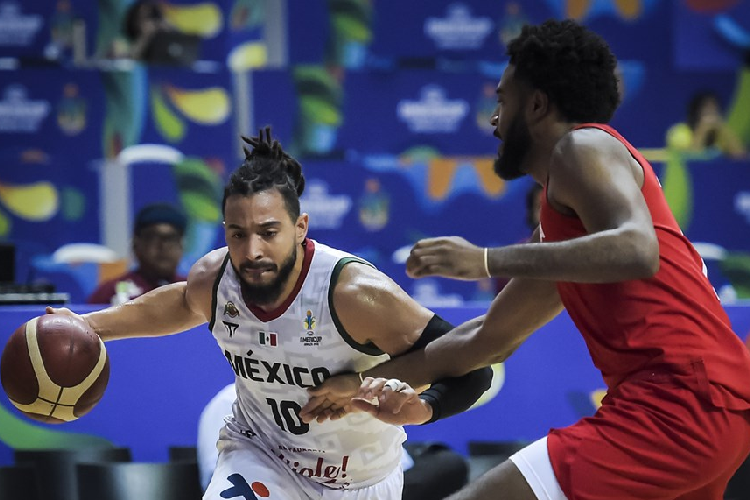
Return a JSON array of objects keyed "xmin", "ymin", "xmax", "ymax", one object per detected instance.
[{"xmin": 406, "ymin": 314, "xmax": 493, "ymax": 424}]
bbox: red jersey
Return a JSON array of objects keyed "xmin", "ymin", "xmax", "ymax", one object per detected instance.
[
  {"xmin": 539, "ymin": 123, "xmax": 750, "ymax": 410},
  {"xmin": 87, "ymin": 269, "xmax": 186, "ymax": 305}
]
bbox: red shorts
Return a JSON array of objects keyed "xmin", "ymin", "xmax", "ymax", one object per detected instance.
[{"xmin": 548, "ymin": 368, "xmax": 750, "ymax": 500}]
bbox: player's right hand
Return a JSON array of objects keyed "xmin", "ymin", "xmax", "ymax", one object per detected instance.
[
  {"xmin": 407, "ymin": 236, "xmax": 487, "ymax": 280},
  {"xmin": 45, "ymin": 307, "xmax": 87, "ymax": 325}
]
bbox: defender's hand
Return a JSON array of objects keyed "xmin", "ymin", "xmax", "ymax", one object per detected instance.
[{"xmin": 407, "ymin": 236, "xmax": 487, "ymax": 280}]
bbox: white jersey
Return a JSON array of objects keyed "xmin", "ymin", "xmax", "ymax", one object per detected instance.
[{"xmin": 209, "ymin": 239, "xmax": 406, "ymax": 489}]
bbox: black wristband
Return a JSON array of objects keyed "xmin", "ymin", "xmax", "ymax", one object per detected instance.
[{"xmin": 418, "ymin": 366, "xmax": 492, "ymax": 424}]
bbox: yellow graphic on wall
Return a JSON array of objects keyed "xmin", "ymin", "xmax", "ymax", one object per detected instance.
[{"xmin": 161, "ymin": 3, "xmax": 224, "ymax": 37}]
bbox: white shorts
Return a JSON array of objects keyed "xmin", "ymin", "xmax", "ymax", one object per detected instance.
[
  {"xmin": 509, "ymin": 437, "xmax": 568, "ymax": 500},
  {"xmin": 204, "ymin": 421, "xmax": 404, "ymax": 500}
]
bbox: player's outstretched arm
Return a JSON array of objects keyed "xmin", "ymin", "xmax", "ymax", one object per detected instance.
[
  {"xmin": 409, "ymin": 130, "xmax": 660, "ymax": 284},
  {"xmin": 48, "ymin": 249, "xmax": 223, "ymax": 341},
  {"xmin": 360, "ymin": 274, "xmax": 563, "ymax": 395}
]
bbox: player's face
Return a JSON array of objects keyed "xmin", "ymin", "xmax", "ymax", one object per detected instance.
[
  {"xmin": 134, "ymin": 223, "xmax": 183, "ymax": 279},
  {"xmin": 224, "ymin": 190, "xmax": 308, "ymax": 306},
  {"xmin": 491, "ymin": 65, "xmax": 532, "ymax": 180}
]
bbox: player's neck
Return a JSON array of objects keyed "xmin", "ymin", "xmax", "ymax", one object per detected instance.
[{"xmin": 526, "ymin": 122, "xmax": 575, "ymax": 184}]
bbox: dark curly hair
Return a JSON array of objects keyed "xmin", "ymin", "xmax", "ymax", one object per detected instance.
[
  {"xmin": 686, "ymin": 91, "xmax": 719, "ymax": 131},
  {"xmin": 123, "ymin": 1, "xmax": 162, "ymax": 41},
  {"xmin": 222, "ymin": 127, "xmax": 306, "ymax": 220},
  {"xmin": 506, "ymin": 19, "xmax": 620, "ymax": 123}
]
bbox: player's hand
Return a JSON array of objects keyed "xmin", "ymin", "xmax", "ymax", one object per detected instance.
[
  {"xmin": 407, "ymin": 236, "xmax": 487, "ymax": 280},
  {"xmin": 300, "ymin": 373, "xmax": 361, "ymax": 424},
  {"xmin": 45, "ymin": 306, "xmax": 84, "ymax": 321},
  {"xmin": 351, "ymin": 377, "xmax": 433, "ymax": 426}
]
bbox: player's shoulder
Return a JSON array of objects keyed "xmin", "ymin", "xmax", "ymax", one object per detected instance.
[
  {"xmin": 333, "ymin": 260, "xmax": 393, "ymax": 302},
  {"xmin": 187, "ymin": 248, "xmax": 229, "ymax": 291},
  {"xmin": 333, "ymin": 260, "xmax": 424, "ymax": 314},
  {"xmin": 555, "ymin": 126, "xmax": 628, "ymax": 161}
]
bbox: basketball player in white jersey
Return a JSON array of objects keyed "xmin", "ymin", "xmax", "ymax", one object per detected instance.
[{"xmin": 48, "ymin": 127, "xmax": 491, "ymax": 500}]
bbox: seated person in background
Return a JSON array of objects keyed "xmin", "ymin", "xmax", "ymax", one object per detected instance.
[
  {"xmin": 666, "ymin": 90, "xmax": 747, "ymax": 159},
  {"xmin": 123, "ymin": 0, "xmax": 171, "ymax": 61},
  {"xmin": 87, "ymin": 203, "xmax": 186, "ymax": 305}
]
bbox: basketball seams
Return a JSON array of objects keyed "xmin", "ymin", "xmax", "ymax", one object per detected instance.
[{"xmin": 14, "ymin": 318, "xmax": 108, "ymax": 422}]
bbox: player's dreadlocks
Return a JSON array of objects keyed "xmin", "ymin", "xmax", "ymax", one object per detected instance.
[
  {"xmin": 507, "ymin": 19, "xmax": 620, "ymax": 123},
  {"xmin": 223, "ymin": 126, "xmax": 306, "ymax": 219}
]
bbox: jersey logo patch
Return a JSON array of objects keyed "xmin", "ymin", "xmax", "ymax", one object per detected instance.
[
  {"xmin": 258, "ymin": 331, "xmax": 277, "ymax": 347},
  {"xmin": 223, "ymin": 321, "xmax": 239, "ymax": 338},
  {"xmin": 224, "ymin": 301, "xmax": 239, "ymax": 318},
  {"xmin": 303, "ymin": 310, "xmax": 316, "ymax": 330}
]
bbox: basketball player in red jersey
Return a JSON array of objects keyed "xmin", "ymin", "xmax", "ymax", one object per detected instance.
[{"xmin": 303, "ymin": 19, "xmax": 750, "ymax": 500}]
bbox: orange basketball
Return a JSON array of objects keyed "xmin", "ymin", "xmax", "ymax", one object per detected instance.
[{"xmin": 0, "ymin": 314, "xmax": 110, "ymax": 424}]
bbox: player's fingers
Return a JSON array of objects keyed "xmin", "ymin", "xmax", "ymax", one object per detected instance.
[
  {"xmin": 46, "ymin": 306, "xmax": 74, "ymax": 316},
  {"xmin": 300, "ymin": 396, "xmax": 337, "ymax": 422},
  {"xmin": 351, "ymin": 397, "xmax": 380, "ymax": 416},
  {"xmin": 380, "ymin": 385, "xmax": 417, "ymax": 414},
  {"xmin": 355, "ymin": 376, "xmax": 377, "ymax": 399},
  {"xmin": 306, "ymin": 384, "xmax": 330, "ymax": 396},
  {"xmin": 411, "ymin": 237, "xmax": 443, "ymax": 251},
  {"xmin": 315, "ymin": 407, "xmax": 336, "ymax": 423},
  {"xmin": 329, "ymin": 403, "xmax": 353, "ymax": 421},
  {"xmin": 357, "ymin": 377, "xmax": 388, "ymax": 400},
  {"xmin": 379, "ymin": 379, "xmax": 413, "ymax": 412},
  {"xmin": 300, "ymin": 396, "xmax": 334, "ymax": 416},
  {"xmin": 407, "ymin": 263, "xmax": 442, "ymax": 279},
  {"xmin": 300, "ymin": 393, "xmax": 328, "ymax": 410},
  {"xmin": 315, "ymin": 401, "xmax": 346, "ymax": 423}
]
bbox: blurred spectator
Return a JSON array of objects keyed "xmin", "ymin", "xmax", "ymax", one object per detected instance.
[
  {"xmin": 87, "ymin": 203, "xmax": 186, "ymax": 305},
  {"xmin": 494, "ymin": 183, "xmax": 542, "ymax": 294},
  {"xmin": 123, "ymin": 0, "xmax": 172, "ymax": 61},
  {"xmin": 666, "ymin": 91, "xmax": 747, "ymax": 159}
]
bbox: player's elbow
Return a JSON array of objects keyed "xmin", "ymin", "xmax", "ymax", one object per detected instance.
[
  {"xmin": 621, "ymin": 226, "xmax": 659, "ymax": 279},
  {"xmin": 632, "ymin": 236, "xmax": 659, "ymax": 279}
]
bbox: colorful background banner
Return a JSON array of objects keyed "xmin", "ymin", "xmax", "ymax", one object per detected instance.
[{"xmin": 1, "ymin": 0, "xmax": 750, "ymax": 463}]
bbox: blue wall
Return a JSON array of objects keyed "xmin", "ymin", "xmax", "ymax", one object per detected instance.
[{"xmin": 1, "ymin": 304, "xmax": 749, "ymax": 464}]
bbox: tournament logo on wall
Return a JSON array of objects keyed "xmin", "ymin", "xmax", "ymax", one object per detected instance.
[
  {"xmin": 358, "ymin": 178, "xmax": 389, "ymax": 232},
  {"xmin": 57, "ymin": 83, "xmax": 86, "ymax": 136},
  {"xmin": 0, "ymin": 2, "xmax": 42, "ymax": 47},
  {"xmin": 0, "ymin": 85, "xmax": 50, "ymax": 133},
  {"xmin": 299, "ymin": 180, "xmax": 351, "ymax": 230},
  {"xmin": 397, "ymin": 85, "xmax": 469, "ymax": 133},
  {"xmin": 424, "ymin": 3, "xmax": 493, "ymax": 50}
]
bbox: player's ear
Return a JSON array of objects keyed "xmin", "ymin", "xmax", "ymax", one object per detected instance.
[
  {"xmin": 296, "ymin": 213, "xmax": 309, "ymax": 243},
  {"xmin": 528, "ymin": 89, "xmax": 550, "ymax": 123}
]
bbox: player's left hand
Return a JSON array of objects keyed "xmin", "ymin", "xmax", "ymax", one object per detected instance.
[
  {"xmin": 300, "ymin": 373, "xmax": 361, "ymax": 424},
  {"xmin": 407, "ymin": 236, "xmax": 487, "ymax": 280},
  {"xmin": 351, "ymin": 377, "xmax": 433, "ymax": 426}
]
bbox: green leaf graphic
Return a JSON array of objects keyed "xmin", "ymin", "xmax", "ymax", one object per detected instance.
[{"xmin": 0, "ymin": 404, "xmax": 112, "ymax": 449}]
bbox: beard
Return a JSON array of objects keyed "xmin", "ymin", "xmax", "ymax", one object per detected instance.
[
  {"xmin": 235, "ymin": 244, "xmax": 298, "ymax": 306},
  {"xmin": 493, "ymin": 113, "xmax": 532, "ymax": 181}
]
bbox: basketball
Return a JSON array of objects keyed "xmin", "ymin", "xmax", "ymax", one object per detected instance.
[{"xmin": 0, "ymin": 314, "xmax": 110, "ymax": 424}]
